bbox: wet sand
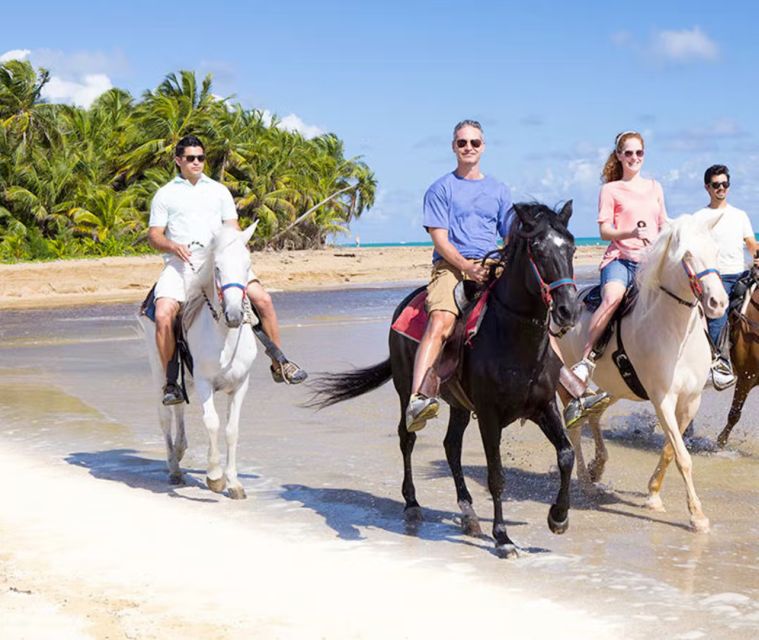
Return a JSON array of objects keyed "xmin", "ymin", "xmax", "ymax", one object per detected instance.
[
  {"xmin": 0, "ymin": 288, "xmax": 757, "ymax": 639},
  {"xmin": 0, "ymin": 245, "xmax": 607, "ymax": 310}
]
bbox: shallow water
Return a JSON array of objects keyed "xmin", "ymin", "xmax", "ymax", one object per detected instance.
[{"xmin": 1, "ymin": 276, "xmax": 757, "ymax": 639}]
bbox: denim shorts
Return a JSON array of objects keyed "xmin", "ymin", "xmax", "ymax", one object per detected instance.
[{"xmin": 600, "ymin": 258, "xmax": 638, "ymax": 289}]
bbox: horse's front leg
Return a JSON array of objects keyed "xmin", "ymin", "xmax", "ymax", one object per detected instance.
[
  {"xmin": 443, "ymin": 407, "xmax": 480, "ymax": 536},
  {"xmin": 196, "ymin": 378, "xmax": 225, "ymax": 494},
  {"xmin": 477, "ymin": 408, "xmax": 518, "ymax": 557},
  {"xmin": 157, "ymin": 402, "xmax": 183, "ymax": 485},
  {"xmin": 397, "ymin": 394, "xmax": 422, "ymax": 525},
  {"xmin": 536, "ymin": 401, "xmax": 574, "ymax": 534},
  {"xmin": 174, "ymin": 404, "xmax": 187, "ymax": 465},
  {"xmin": 223, "ymin": 376, "xmax": 250, "ymax": 500},
  {"xmin": 648, "ymin": 394, "xmax": 709, "ymax": 532},
  {"xmin": 566, "ymin": 423, "xmax": 592, "ymax": 487}
]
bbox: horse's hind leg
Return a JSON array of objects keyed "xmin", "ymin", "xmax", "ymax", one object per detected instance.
[
  {"xmin": 587, "ymin": 410, "xmax": 609, "ymax": 484},
  {"xmin": 536, "ymin": 402, "xmax": 574, "ymax": 535},
  {"xmin": 223, "ymin": 377, "xmax": 250, "ymax": 500},
  {"xmin": 443, "ymin": 407, "xmax": 480, "ymax": 536},
  {"xmin": 718, "ymin": 377, "xmax": 751, "ymax": 447},
  {"xmin": 196, "ymin": 379, "xmax": 226, "ymax": 494},
  {"xmin": 398, "ymin": 398, "xmax": 422, "ymax": 524}
]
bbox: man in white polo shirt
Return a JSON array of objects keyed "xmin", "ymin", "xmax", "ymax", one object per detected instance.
[
  {"xmin": 148, "ymin": 135, "xmax": 307, "ymax": 405},
  {"xmin": 693, "ymin": 164, "xmax": 759, "ymax": 390}
]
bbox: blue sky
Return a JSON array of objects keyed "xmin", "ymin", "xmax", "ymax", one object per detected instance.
[{"xmin": 3, "ymin": 0, "xmax": 758, "ymax": 241}]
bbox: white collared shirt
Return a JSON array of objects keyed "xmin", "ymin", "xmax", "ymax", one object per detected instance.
[{"xmin": 149, "ymin": 173, "xmax": 238, "ymax": 249}]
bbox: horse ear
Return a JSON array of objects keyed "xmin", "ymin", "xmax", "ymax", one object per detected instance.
[
  {"xmin": 558, "ymin": 200, "xmax": 573, "ymax": 226},
  {"xmin": 704, "ymin": 210, "xmax": 724, "ymax": 231},
  {"xmin": 513, "ymin": 203, "xmax": 533, "ymax": 227},
  {"xmin": 241, "ymin": 220, "xmax": 259, "ymax": 245}
]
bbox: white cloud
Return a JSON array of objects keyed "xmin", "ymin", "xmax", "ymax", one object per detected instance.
[
  {"xmin": 42, "ymin": 74, "xmax": 113, "ymax": 108},
  {"xmin": 1, "ymin": 48, "xmax": 122, "ymax": 108},
  {"xmin": 651, "ymin": 27, "xmax": 718, "ymax": 62},
  {"xmin": 259, "ymin": 109, "xmax": 324, "ymax": 139},
  {"xmin": 277, "ymin": 113, "xmax": 324, "ymax": 139},
  {"xmin": 0, "ymin": 49, "xmax": 31, "ymax": 63}
]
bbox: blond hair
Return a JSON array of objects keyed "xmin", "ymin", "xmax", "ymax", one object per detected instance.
[{"xmin": 601, "ymin": 131, "xmax": 644, "ymax": 183}]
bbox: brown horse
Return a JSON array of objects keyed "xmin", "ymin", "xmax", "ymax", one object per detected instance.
[{"xmin": 718, "ymin": 285, "xmax": 759, "ymax": 447}]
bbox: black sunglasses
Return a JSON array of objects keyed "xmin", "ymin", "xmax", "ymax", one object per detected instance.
[
  {"xmin": 709, "ymin": 180, "xmax": 730, "ymax": 190},
  {"xmin": 622, "ymin": 149, "xmax": 645, "ymax": 158},
  {"xmin": 456, "ymin": 138, "xmax": 482, "ymax": 149},
  {"xmin": 182, "ymin": 154, "xmax": 206, "ymax": 163}
]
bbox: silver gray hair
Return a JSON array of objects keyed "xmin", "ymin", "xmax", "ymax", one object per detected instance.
[{"xmin": 453, "ymin": 119, "xmax": 484, "ymax": 139}]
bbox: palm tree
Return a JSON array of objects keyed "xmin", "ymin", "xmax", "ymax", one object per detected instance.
[{"xmin": 0, "ymin": 60, "xmax": 58, "ymax": 149}]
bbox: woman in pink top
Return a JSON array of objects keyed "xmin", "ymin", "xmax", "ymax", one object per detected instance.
[{"xmin": 565, "ymin": 131, "xmax": 667, "ymax": 424}]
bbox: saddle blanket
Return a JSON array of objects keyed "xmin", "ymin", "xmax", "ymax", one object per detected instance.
[{"xmin": 390, "ymin": 289, "xmax": 490, "ymax": 345}]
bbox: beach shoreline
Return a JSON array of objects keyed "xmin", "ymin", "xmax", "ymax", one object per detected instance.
[{"xmin": 0, "ymin": 245, "xmax": 606, "ymax": 310}]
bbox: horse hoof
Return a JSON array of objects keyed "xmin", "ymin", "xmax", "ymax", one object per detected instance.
[
  {"xmin": 404, "ymin": 506, "xmax": 423, "ymax": 524},
  {"xmin": 691, "ymin": 516, "xmax": 710, "ymax": 533},
  {"xmin": 169, "ymin": 472, "xmax": 184, "ymax": 486},
  {"xmin": 462, "ymin": 516, "xmax": 483, "ymax": 537},
  {"xmin": 495, "ymin": 543, "xmax": 520, "ymax": 559},
  {"xmin": 227, "ymin": 486, "xmax": 247, "ymax": 500},
  {"xmin": 588, "ymin": 463, "xmax": 605, "ymax": 484},
  {"xmin": 548, "ymin": 509, "xmax": 569, "ymax": 535},
  {"xmin": 644, "ymin": 495, "xmax": 666, "ymax": 512},
  {"xmin": 206, "ymin": 476, "xmax": 227, "ymax": 493},
  {"xmin": 716, "ymin": 431, "xmax": 730, "ymax": 448}
]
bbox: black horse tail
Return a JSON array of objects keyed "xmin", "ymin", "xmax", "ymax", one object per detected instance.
[{"xmin": 307, "ymin": 358, "xmax": 392, "ymax": 409}]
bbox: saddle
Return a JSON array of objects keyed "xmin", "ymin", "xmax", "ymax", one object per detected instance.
[
  {"xmin": 140, "ymin": 286, "xmax": 194, "ymax": 403},
  {"xmin": 391, "ymin": 282, "xmax": 490, "ymax": 411},
  {"xmin": 580, "ymin": 283, "xmax": 648, "ymax": 399}
]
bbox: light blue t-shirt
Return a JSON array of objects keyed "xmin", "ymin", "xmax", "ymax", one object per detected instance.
[{"xmin": 422, "ymin": 172, "xmax": 513, "ymax": 262}]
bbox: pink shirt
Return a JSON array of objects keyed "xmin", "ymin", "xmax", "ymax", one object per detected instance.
[{"xmin": 598, "ymin": 179, "xmax": 667, "ymax": 269}]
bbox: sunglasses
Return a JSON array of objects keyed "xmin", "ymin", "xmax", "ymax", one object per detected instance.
[
  {"xmin": 456, "ymin": 138, "xmax": 483, "ymax": 149},
  {"xmin": 621, "ymin": 149, "xmax": 645, "ymax": 158},
  {"xmin": 182, "ymin": 154, "xmax": 206, "ymax": 163},
  {"xmin": 709, "ymin": 181, "xmax": 730, "ymax": 190}
]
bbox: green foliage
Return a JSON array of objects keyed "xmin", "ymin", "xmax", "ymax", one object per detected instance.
[{"xmin": 0, "ymin": 60, "xmax": 376, "ymax": 262}]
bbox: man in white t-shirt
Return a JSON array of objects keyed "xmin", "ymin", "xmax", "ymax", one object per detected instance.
[
  {"xmin": 148, "ymin": 135, "xmax": 307, "ymax": 405},
  {"xmin": 692, "ymin": 164, "xmax": 759, "ymax": 389}
]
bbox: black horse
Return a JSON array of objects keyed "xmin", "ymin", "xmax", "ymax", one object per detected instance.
[{"xmin": 311, "ymin": 202, "xmax": 581, "ymax": 557}]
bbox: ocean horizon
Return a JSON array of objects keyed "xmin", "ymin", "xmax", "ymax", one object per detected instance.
[{"xmin": 336, "ymin": 237, "xmax": 607, "ymax": 248}]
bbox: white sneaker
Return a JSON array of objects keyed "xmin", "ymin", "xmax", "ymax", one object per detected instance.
[
  {"xmin": 711, "ymin": 368, "xmax": 736, "ymax": 391},
  {"xmin": 571, "ymin": 358, "xmax": 595, "ymax": 385}
]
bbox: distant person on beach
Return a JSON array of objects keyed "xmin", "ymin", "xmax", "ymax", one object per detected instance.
[
  {"xmin": 404, "ymin": 120, "xmax": 511, "ymax": 430},
  {"xmin": 148, "ymin": 135, "xmax": 306, "ymax": 405},
  {"xmin": 692, "ymin": 164, "xmax": 758, "ymax": 390},
  {"xmin": 563, "ymin": 130, "xmax": 667, "ymax": 424}
]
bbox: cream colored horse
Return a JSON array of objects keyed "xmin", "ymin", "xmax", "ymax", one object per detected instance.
[{"xmin": 558, "ymin": 214, "xmax": 727, "ymax": 532}]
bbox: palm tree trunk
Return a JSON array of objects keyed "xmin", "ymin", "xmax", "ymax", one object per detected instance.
[{"xmin": 265, "ymin": 185, "xmax": 355, "ymax": 248}]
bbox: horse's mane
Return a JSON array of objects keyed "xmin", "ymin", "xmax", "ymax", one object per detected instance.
[
  {"xmin": 184, "ymin": 226, "xmax": 243, "ymax": 320},
  {"xmin": 635, "ymin": 214, "xmax": 701, "ymax": 307}
]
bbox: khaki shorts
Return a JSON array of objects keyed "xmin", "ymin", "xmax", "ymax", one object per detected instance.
[
  {"xmin": 154, "ymin": 255, "xmax": 257, "ymax": 303},
  {"xmin": 425, "ymin": 260, "xmax": 465, "ymax": 316}
]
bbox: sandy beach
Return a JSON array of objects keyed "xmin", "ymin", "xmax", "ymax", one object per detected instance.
[
  {"xmin": 0, "ymin": 245, "xmax": 606, "ymax": 310},
  {"xmin": 3, "ymin": 244, "xmax": 756, "ymax": 640}
]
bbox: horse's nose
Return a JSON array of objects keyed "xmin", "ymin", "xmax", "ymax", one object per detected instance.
[
  {"xmin": 225, "ymin": 310, "xmax": 242, "ymax": 328},
  {"xmin": 554, "ymin": 298, "xmax": 580, "ymax": 326}
]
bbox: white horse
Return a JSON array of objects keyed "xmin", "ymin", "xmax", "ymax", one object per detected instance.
[
  {"xmin": 139, "ymin": 224, "xmax": 258, "ymax": 499},
  {"xmin": 558, "ymin": 214, "xmax": 727, "ymax": 532}
]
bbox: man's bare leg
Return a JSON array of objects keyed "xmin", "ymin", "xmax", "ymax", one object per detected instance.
[
  {"xmin": 154, "ymin": 297, "xmax": 183, "ymax": 405},
  {"xmin": 407, "ymin": 310, "xmax": 456, "ymax": 431}
]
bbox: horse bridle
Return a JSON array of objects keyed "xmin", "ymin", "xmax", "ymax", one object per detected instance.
[
  {"xmin": 188, "ymin": 241, "xmax": 253, "ymax": 324},
  {"xmin": 659, "ymin": 258, "xmax": 720, "ymax": 308},
  {"xmin": 484, "ymin": 225, "xmax": 577, "ymax": 336}
]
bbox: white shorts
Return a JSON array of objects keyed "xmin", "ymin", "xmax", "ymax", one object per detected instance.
[{"xmin": 154, "ymin": 256, "xmax": 257, "ymax": 303}]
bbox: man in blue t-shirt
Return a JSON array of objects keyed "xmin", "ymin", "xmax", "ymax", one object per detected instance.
[{"xmin": 406, "ymin": 120, "xmax": 514, "ymax": 431}]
